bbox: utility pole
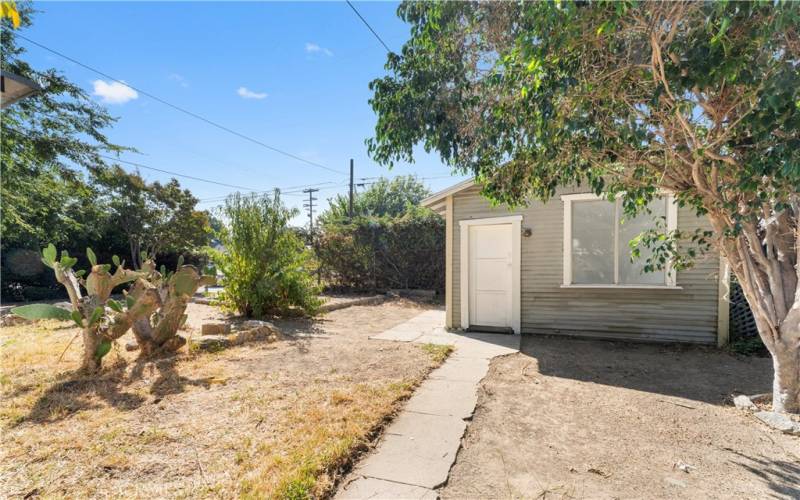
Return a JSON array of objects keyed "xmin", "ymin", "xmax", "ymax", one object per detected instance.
[
  {"xmin": 302, "ymin": 188, "xmax": 319, "ymax": 245},
  {"xmin": 348, "ymin": 158, "xmax": 354, "ymax": 220}
]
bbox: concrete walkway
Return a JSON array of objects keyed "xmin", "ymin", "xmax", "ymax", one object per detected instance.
[{"xmin": 336, "ymin": 310, "xmax": 519, "ymax": 499}]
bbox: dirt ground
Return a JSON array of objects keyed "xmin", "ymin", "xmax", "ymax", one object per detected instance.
[
  {"xmin": 0, "ymin": 299, "xmax": 447, "ymax": 498},
  {"xmin": 442, "ymin": 335, "xmax": 800, "ymax": 500}
]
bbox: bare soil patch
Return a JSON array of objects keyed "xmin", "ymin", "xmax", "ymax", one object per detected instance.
[
  {"xmin": 442, "ymin": 335, "xmax": 800, "ymax": 500},
  {"xmin": 0, "ymin": 299, "xmax": 446, "ymax": 498}
]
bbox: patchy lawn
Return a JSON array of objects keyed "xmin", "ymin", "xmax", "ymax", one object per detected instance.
[
  {"xmin": 442, "ymin": 335, "xmax": 800, "ymax": 500},
  {"xmin": 0, "ymin": 300, "xmax": 449, "ymax": 498}
]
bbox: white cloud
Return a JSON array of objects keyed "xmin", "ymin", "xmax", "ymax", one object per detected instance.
[
  {"xmin": 305, "ymin": 42, "xmax": 333, "ymax": 57},
  {"xmin": 168, "ymin": 73, "xmax": 189, "ymax": 88},
  {"xmin": 237, "ymin": 86, "xmax": 268, "ymax": 100},
  {"xmin": 92, "ymin": 80, "xmax": 138, "ymax": 104}
]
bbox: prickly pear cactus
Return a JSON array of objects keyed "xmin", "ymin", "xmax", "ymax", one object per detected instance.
[
  {"xmin": 11, "ymin": 244, "xmax": 160, "ymax": 373},
  {"xmin": 132, "ymin": 258, "xmax": 216, "ymax": 356}
]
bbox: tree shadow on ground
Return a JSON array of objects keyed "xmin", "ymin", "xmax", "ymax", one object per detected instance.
[
  {"xmin": 19, "ymin": 352, "xmax": 226, "ymax": 424},
  {"xmin": 18, "ymin": 358, "xmax": 146, "ymax": 425},
  {"xmin": 273, "ymin": 316, "xmax": 329, "ymax": 337},
  {"xmin": 127, "ymin": 355, "xmax": 217, "ymax": 398},
  {"xmin": 728, "ymin": 449, "xmax": 800, "ymax": 498},
  {"xmin": 519, "ymin": 334, "xmax": 773, "ymax": 404}
]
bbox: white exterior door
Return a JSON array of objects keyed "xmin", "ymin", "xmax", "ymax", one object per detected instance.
[{"xmin": 468, "ymin": 224, "xmax": 513, "ymax": 328}]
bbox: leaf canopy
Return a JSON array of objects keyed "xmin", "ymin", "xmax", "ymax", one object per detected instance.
[{"xmin": 369, "ymin": 1, "xmax": 800, "ymax": 219}]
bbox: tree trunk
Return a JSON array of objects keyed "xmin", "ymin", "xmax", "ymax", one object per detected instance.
[
  {"xmin": 736, "ymin": 283, "xmax": 800, "ymax": 414},
  {"xmin": 131, "ymin": 317, "xmax": 186, "ymax": 357},
  {"xmin": 131, "ymin": 317, "xmax": 157, "ymax": 357},
  {"xmin": 707, "ymin": 207, "xmax": 799, "ymax": 414},
  {"xmin": 80, "ymin": 328, "xmax": 102, "ymax": 373},
  {"xmin": 729, "ymin": 254, "xmax": 800, "ymax": 414},
  {"xmin": 130, "ymin": 239, "xmax": 140, "ymax": 270},
  {"xmin": 771, "ymin": 332, "xmax": 800, "ymax": 414},
  {"xmin": 129, "ymin": 270, "xmax": 204, "ymax": 358}
]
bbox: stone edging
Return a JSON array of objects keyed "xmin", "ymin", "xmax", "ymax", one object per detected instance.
[{"xmin": 318, "ymin": 295, "xmax": 387, "ymax": 313}]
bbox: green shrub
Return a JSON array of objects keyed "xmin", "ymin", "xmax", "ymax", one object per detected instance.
[
  {"xmin": 729, "ymin": 336, "xmax": 768, "ymax": 357},
  {"xmin": 316, "ymin": 219, "xmax": 376, "ymax": 290},
  {"xmin": 317, "ymin": 207, "xmax": 444, "ymax": 291},
  {"xmin": 210, "ymin": 192, "xmax": 321, "ymax": 318}
]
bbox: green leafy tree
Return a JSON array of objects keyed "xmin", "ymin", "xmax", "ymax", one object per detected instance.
[
  {"xmin": 93, "ymin": 166, "xmax": 211, "ymax": 269},
  {"xmin": 1, "ymin": 3, "xmax": 126, "ymax": 300},
  {"xmin": 210, "ymin": 191, "xmax": 321, "ymax": 318},
  {"xmin": 369, "ymin": 2, "xmax": 800, "ymax": 412},
  {"xmin": 320, "ymin": 175, "xmax": 431, "ymax": 224},
  {"xmin": 1, "ymin": 2, "xmax": 124, "ymax": 249}
]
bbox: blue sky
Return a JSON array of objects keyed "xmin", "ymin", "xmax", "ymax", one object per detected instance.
[{"xmin": 21, "ymin": 1, "xmax": 468, "ymax": 222}]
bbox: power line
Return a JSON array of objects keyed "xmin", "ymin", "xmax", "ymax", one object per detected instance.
[
  {"xmin": 195, "ymin": 171, "xmax": 464, "ymax": 209},
  {"xmin": 359, "ymin": 174, "xmax": 455, "ymax": 182},
  {"xmin": 196, "ymin": 181, "xmax": 346, "ymax": 203},
  {"xmin": 198, "ymin": 183, "xmax": 341, "ymax": 202},
  {"xmin": 345, "ymin": 1, "xmax": 393, "ymax": 54},
  {"xmin": 6, "ymin": 125, "xmax": 270, "ymax": 191},
  {"xmin": 103, "ymin": 156, "xmax": 455, "ymax": 196},
  {"xmin": 15, "ymin": 32, "xmax": 346, "ymax": 175},
  {"xmin": 98, "ymin": 154, "xmax": 263, "ymax": 191},
  {"xmin": 195, "ymin": 174, "xmax": 458, "ymax": 204}
]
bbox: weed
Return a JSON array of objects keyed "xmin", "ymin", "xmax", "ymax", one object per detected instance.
[
  {"xmin": 419, "ymin": 343, "xmax": 453, "ymax": 363},
  {"xmin": 140, "ymin": 426, "xmax": 170, "ymax": 445}
]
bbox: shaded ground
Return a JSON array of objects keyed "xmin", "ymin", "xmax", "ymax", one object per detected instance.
[
  {"xmin": 442, "ymin": 335, "xmax": 800, "ymax": 500},
  {"xmin": 0, "ymin": 299, "xmax": 447, "ymax": 498}
]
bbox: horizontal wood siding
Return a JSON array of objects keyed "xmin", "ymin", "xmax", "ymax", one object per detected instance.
[{"xmin": 452, "ymin": 186, "xmax": 719, "ymax": 344}]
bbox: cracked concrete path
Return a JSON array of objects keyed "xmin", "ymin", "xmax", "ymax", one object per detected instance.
[{"xmin": 336, "ymin": 310, "xmax": 519, "ymax": 499}]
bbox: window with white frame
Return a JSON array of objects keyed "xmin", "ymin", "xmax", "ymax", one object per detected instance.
[{"xmin": 562, "ymin": 194, "xmax": 677, "ymax": 287}]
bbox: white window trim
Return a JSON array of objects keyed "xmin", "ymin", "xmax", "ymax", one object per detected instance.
[
  {"xmin": 561, "ymin": 193, "xmax": 680, "ymax": 289},
  {"xmin": 459, "ymin": 215, "xmax": 522, "ymax": 333}
]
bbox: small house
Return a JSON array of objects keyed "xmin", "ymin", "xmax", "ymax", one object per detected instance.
[{"xmin": 422, "ymin": 180, "xmax": 729, "ymax": 345}]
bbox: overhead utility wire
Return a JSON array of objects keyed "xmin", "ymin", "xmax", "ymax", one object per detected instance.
[
  {"xmin": 5, "ymin": 125, "xmax": 269, "ymax": 191},
  {"xmin": 197, "ymin": 183, "xmax": 352, "ymax": 205},
  {"xmin": 98, "ymin": 155, "xmax": 264, "ymax": 191},
  {"xmin": 196, "ymin": 174, "xmax": 458, "ymax": 204},
  {"xmin": 16, "ymin": 33, "xmax": 346, "ymax": 175},
  {"xmin": 197, "ymin": 181, "xmax": 347, "ymax": 203},
  {"xmin": 345, "ymin": 1, "xmax": 393, "ymax": 54}
]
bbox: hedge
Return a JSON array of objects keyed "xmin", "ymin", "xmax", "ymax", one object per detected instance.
[{"xmin": 316, "ymin": 208, "xmax": 444, "ymax": 292}]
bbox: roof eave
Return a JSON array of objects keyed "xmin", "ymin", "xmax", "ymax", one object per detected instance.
[{"xmin": 421, "ymin": 178, "xmax": 476, "ymax": 208}]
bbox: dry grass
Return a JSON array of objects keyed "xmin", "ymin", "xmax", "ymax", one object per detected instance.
[
  {"xmin": 0, "ymin": 319, "xmax": 88, "ymax": 426},
  {"xmin": 0, "ymin": 301, "xmax": 449, "ymax": 498},
  {"xmin": 238, "ymin": 380, "xmax": 417, "ymax": 499}
]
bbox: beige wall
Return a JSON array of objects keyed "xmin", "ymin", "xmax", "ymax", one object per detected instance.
[{"xmin": 451, "ymin": 186, "xmax": 721, "ymax": 344}]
